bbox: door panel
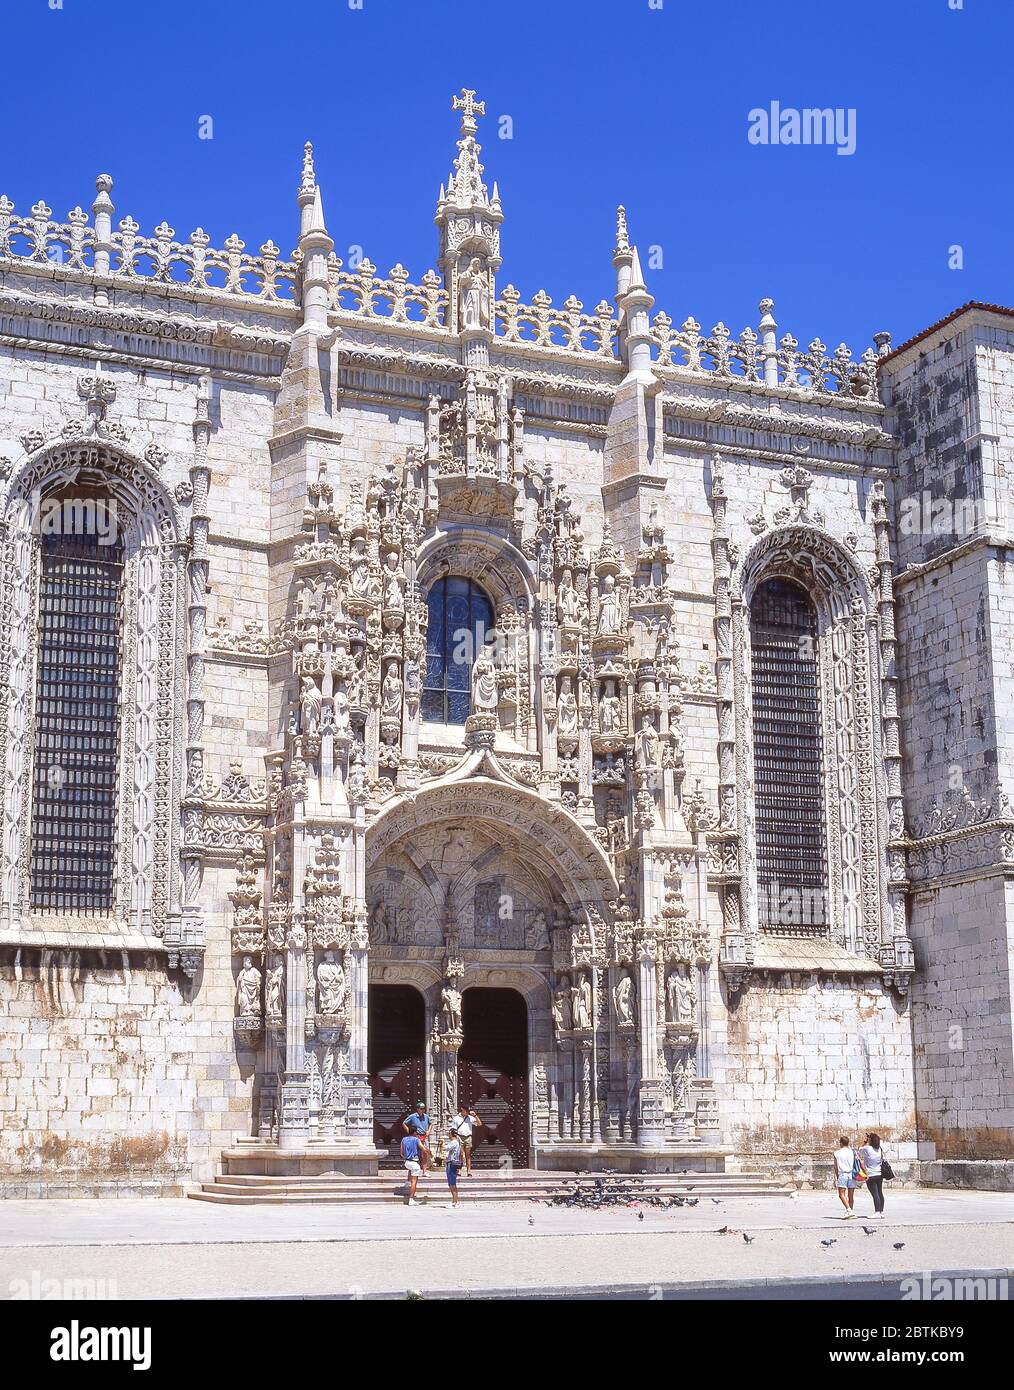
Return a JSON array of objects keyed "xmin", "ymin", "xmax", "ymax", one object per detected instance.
[
  {"xmin": 459, "ymin": 987, "xmax": 529, "ymax": 1168},
  {"xmin": 368, "ymin": 984, "xmax": 425, "ymax": 1162}
]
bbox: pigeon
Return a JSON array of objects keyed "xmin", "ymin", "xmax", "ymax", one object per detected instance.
[
  {"xmin": 637, "ymin": 1211, "xmax": 644, "ymax": 1221},
  {"xmin": 528, "ymin": 1216, "xmax": 535, "ymax": 1226},
  {"xmin": 711, "ymin": 1199, "xmax": 722, "ymax": 1206},
  {"xmin": 893, "ymin": 1242, "xmax": 905, "ymax": 1250},
  {"xmin": 862, "ymin": 1226, "xmax": 878, "ymax": 1235},
  {"xmin": 743, "ymin": 1233, "xmax": 754, "ymax": 1244},
  {"xmin": 820, "ymin": 1239, "xmax": 836, "ymax": 1248},
  {"xmin": 687, "ymin": 1198, "xmax": 699, "ymax": 1207}
]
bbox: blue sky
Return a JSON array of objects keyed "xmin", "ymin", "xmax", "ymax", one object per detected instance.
[{"xmin": 2, "ymin": 0, "xmax": 1007, "ymax": 354}]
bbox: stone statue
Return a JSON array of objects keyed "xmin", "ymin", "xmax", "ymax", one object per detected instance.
[
  {"xmin": 265, "ymin": 959, "xmax": 283, "ymax": 1018},
  {"xmin": 300, "ymin": 676, "xmax": 322, "ymax": 734},
  {"xmin": 381, "ymin": 662, "xmax": 403, "ymax": 721},
  {"xmin": 553, "ymin": 978, "xmax": 572, "ymax": 1031},
  {"xmin": 382, "ymin": 551, "xmax": 405, "ymax": 613},
  {"xmin": 459, "ymin": 257, "xmax": 488, "ymax": 331},
  {"xmin": 332, "ymin": 683, "xmax": 350, "ymax": 735},
  {"xmin": 441, "ymin": 979, "xmax": 462, "ymax": 1033},
  {"xmin": 236, "ymin": 956, "xmax": 261, "ymax": 1017},
  {"xmin": 527, "ymin": 911, "xmax": 550, "ymax": 950},
  {"xmin": 636, "ymin": 716, "xmax": 660, "ymax": 769},
  {"xmin": 370, "ymin": 899, "xmax": 391, "ymax": 945},
  {"xmin": 572, "ymin": 972, "xmax": 592, "ymax": 1030},
  {"xmin": 597, "ymin": 574, "xmax": 621, "ymax": 635},
  {"xmin": 471, "ymin": 643, "xmax": 498, "ymax": 713},
  {"xmin": 556, "ymin": 568, "xmax": 581, "ymax": 626},
  {"xmin": 557, "ymin": 676, "xmax": 578, "ymax": 738},
  {"xmin": 599, "ymin": 680, "xmax": 621, "ymax": 734},
  {"xmin": 613, "ymin": 972, "xmax": 636, "ymax": 1025},
  {"xmin": 317, "ymin": 951, "xmax": 346, "ymax": 1015},
  {"xmin": 667, "ymin": 964, "xmax": 696, "ymax": 1026},
  {"xmin": 350, "ymin": 539, "xmax": 370, "ymax": 597}
]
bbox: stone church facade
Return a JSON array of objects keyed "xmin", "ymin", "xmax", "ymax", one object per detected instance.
[{"xmin": 1, "ymin": 92, "xmax": 1011, "ymax": 1194}]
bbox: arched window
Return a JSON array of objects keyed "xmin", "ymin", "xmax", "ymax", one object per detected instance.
[
  {"xmin": 29, "ymin": 488, "xmax": 124, "ymax": 913},
  {"xmin": 421, "ymin": 575, "xmax": 494, "ymax": 725},
  {"xmin": 750, "ymin": 577, "xmax": 826, "ymax": 929}
]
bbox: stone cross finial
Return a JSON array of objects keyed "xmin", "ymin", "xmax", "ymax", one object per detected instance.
[
  {"xmin": 615, "ymin": 205, "xmax": 629, "ymax": 253},
  {"xmin": 300, "ymin": 142, "xmax": 316, "ymax": 198},
  {"xmin": 452, "ymin": 88, "xmax": 485, "ymax": 134}
]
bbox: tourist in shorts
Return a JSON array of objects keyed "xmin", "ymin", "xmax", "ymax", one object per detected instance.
[
  {"xmin": 403, "ymin": 1101, "xmax": 432, "ymax": 1173},
  {"xmin": 451, "ymin": 1103, "xmax": 483, "ymax": 1176},
  {"xmin": 833, "ymin": 1134, "xmax": 856, "ymax": 1217},
  {"xmin": 445, "ymin": 1129, "xmax": 463, "ymax": 1207},
  {"xmin": 401, "ymin": 1132, "xmax": 422, "ymax": 1206}
]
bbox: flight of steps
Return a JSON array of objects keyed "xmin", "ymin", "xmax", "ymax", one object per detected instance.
[{"xmin": 190, "ymin": 1168, "xmax": 793, "ymax": 1205}]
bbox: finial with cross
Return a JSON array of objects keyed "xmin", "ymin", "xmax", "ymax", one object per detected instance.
[{"xmin": 452, "ymin": 88, "xmax": 485, "ymax": 135}]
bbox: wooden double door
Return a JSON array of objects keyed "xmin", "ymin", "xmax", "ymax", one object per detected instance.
[{"xmin": 368, "ymin": 984, "xmax": 528, "ymax": 1167}]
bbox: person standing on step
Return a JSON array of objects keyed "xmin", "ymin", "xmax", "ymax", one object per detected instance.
[
  {"xmin": 401, "ymin": 1130, "xmax": 423, "ymax": 1206},
  {"xmin": 833, "ymin": 1134, "xmax": 857, "ymax": 1217},
  {"xmin": 451, "ymin": 1102, "xmax": 483, "ymax": 1176},
  {"xmin": 860, "ymin": 1132, "xmax": 887, "ymax": 1219},
  {"xmin": 445, "ymin": 1129, "xmax": 464, "ymax": 1208},
  {"xmin": 403, "ymin": 1101, "xmax": 433, "ymax": 1175}
]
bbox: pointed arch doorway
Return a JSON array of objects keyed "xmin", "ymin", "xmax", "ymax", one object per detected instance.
[{"xmin": 460, "ymin": 987, "xmax": 529, "ymax": 1168}]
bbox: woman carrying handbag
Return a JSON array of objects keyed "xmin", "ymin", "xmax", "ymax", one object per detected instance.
[{"xmin": 860, "ymin": 1131, "xmax": 890, "ymax": 1218}]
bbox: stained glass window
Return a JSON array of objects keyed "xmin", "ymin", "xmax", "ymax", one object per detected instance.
[
  {"xmin": 750, "ymin": 577, "xmax": 827, "ymax": 932},
  {"xmin": 29, "ymin": 491, "xmax": 124, "ymax": 912},
  {"xmin": 421, "ymin": 576, "xmax": 494, "ymax": 725}
]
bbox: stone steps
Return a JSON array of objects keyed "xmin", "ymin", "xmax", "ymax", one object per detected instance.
[{"xmin": 189, "ymin": 1170, "xmax": 794, "ymax": 1205}]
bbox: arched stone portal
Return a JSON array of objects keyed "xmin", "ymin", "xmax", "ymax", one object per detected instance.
[{"xmin": 365, "ymin": 772, "xmax": 618, "ymax": 1161}]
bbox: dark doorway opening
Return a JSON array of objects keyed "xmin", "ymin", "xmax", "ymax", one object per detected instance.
[
  {"xmin": 460, "ymin": 987, "xmax": 529, "ymax": 1168},
  {"xmin": 368, "ymin": 984, "xmax": 425, "ymax": 1161}
]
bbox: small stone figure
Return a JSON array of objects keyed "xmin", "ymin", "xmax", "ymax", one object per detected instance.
[
  {"xmin": 636, "ymin": 715, "xmax": 660, "ymax": 769},
  {"xmin": 556, "ymin": 568, "xmax": 581, "ymax": 626},
  {"xmin": 459, "ymin": 257, "xmax": 489, "ymax": 331},
  {"xmin": 572, "ymin": 972, "xmax": 592, "ymax": 1030},
  {"xmin": 381, "ymin": 662, "xmax": 403, "ymax": 721},
  {"xmin": 265, "ymin": 958, "xmax": 283, "ymax": 1018},
  {"xmin": 470, "ymin": 642, "xmax": 499, "ymax": 713},
  {"xmin": 300, "ymin": 676, "xmax": 322, "ymax": 734},
  {"xmin": 236, "ymin": 956, "xmax": 261, "ymax": 1017},
  {"xmin": 597, "ymin": 574, "xmax": 621, "ymax": 635},
  {"xmin": 350, "ymin": 538, "xmax": 370, "ymax": 597},
  {"xmin": 666, "ymin": 964, "xmax": 697, "ymax": 1026},
  {"xmin": 557, "ymin": 676, "xmax": 578, "ymax": 738},
  {"xmin": 332, "ymin": 682, "xmax": 350, "ymax": 735},
  {"xmin": 317, "ymin": 951, "xmax": 346, "ymax": 1015},
  {"xmin": 527, "ymin": 911, "xmax": 550, "ymax": 951},
  {"xmin": 382, "ymin": 551, "xmax": 405, "ymax": 614},
  {"xmin": 599, "ymin": 680, "xmax": 621, "ymax": 734},
  {"xmin": 553, "ymin": 977, "xmax": 573, "ymax": 1031},
  {"xmin": 370, "ymin": 899, "xmax": 392, "ymax": 945},
  {"xmin": 613, "ymin": 972, "xmax": 636, "ymax": 1025},
  {"xmin": 441, "ymin": 978, "xmax": 462, "ymax": 1033}
]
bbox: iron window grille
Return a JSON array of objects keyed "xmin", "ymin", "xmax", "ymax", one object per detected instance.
[{"xmin": 750, "ymin": 576, "xmax": 828, "ymax": 934}]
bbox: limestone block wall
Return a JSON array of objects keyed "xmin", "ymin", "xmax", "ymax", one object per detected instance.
[{"xmin": 710, "ymin": 975, "xmax": 916, "ymax": 1160}]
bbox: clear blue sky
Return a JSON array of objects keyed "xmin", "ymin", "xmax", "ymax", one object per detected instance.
[{"xmin": 2, "ymin": 0, "xmax": 1008, "ymax": 354}]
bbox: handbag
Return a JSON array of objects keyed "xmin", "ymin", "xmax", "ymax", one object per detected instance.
[{"xmin": 881, "ymin": 1158, "xmax": 895, "ymax": 1181}]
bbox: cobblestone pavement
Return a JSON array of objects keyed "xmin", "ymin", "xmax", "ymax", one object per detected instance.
[{"xmin": 0, "ymin": 1189, "xmax": 1011, "ymax": 1298}]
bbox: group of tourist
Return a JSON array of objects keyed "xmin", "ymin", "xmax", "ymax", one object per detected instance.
[
  {"xmin": 832, "ymin": 1132, "xmax": 893, "ymax": 1218},
  {"xmin": 400, "ymin": 1101, "xmax": 484, "ymax": 1207}
]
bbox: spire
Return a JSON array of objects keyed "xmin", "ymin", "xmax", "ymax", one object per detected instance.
[
  {"xmin": 297, "ymin": 159, "xmax": 333, "ymax": 333},
  {"xmin": 435, "ymin": 89, "xmax": 504, "ymax": 320},
  {"xmin": 298, "ymin": 141, "xmax": 317, "ymax": 238},
  {"xmin": 628, "ymin": 245, "xmax": 646, "ymax": 293},
  {"xmin": 307, "ymin": 184, "xmax": 327, "ymax": 236},
  {"xmin": 614, "ymin": 205, "xmax": 630, "ymax": 255},
  {"xmin": 439, "ymin": 86, "xmax": 492, "ymax": 212}
]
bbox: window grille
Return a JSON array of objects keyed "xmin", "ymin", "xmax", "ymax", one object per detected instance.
[
  {"xmin": 750, "ymin": 577, "xmax": 827, "ymax": 933},
  {"xmin": 421, "ymin": 576, "xmax": 494, "ymax": 726},
  {"xmin": 29, "ymin": 506, "xmax": 124, "ymax": 913}
]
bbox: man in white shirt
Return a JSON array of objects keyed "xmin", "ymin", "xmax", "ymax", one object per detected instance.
[
  {"xmin": 833, "ymin": 1134, "xmax": 856, "ymax": 1217},
  {"xmin": 451, "ymin": 1103, "xmax": 483, "ymax": 1176}
]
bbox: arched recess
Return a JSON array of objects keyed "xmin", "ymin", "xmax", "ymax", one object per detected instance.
[
  {"xmin": 0, "ymin": 439, "xmax": 187, "ymax": 938},
  {"xmin": 731, "ymin": 524, "xmax": 887, "ymax": 958},
  {"xmin": 365, "ymin": 775, "xmax": 618, "ymax": 937}
]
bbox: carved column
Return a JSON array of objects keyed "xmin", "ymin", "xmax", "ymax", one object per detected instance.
[{"xmin": 635, "ymin": 933, "xmax": 665, "ymax": 1146}]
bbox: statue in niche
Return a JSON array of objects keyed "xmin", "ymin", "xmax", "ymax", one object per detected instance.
[
  {"xmin": 557, "ymin": 676, "xmax": 578, "ymax": 738},
  {"xmin": 597, "ymin": 574, "xmax": 621, "ymax": 635},
  {"xmin": 350, "ymin": 538, "xmax": 370, "ymax": 597},
  {"xmin": 332, "ymin": 683, "xmax": 350, "ymax": 735},
  {"xmin": 381, "ymin": 662, "xmax": 403, "ymax": 721},
  {"xmin": 613, "ymin": 972, "xmax": 636, "ymax": 1025},
  {"xmin": 471, "ymin": 642, "xmax": 499, "ymax": 713},
  {"xmin": 369, "ymin": 899, "xmax": 392, "ymax": 945},
  {"xmin": 317, "ymin": 951, "xmax": 347, "ymax": 1015},
  {"xmin": 382, "ymin": 551, "xmax": 405, "ymax": 613},
  {"xmin": 459, "ymin": 257, "xmax": 489, "ymax": 331},
  {"xmin": 527, "ymin": 911, "xmax": 550, "ymax": 951},
  {"xmin": 440, "ymin": 978, "xmax": 463, "ymax": 1033},
  {"xmin": 349, "ymin": 649, "xmax": 366, "ymax": 708},
  {"xmin": 553, "ymin": 976, "xmax": 573, "ymax": 1031},
  {"xmin": 572, "ymin": 972, "xmax": 592, "ymax": 1030},
  {"xmin": 300, "ymin": 676, "xmax": 322, "ymax": 735},
  {"xmin": 236, "ymin": 956, "xmax": 261, "ymax": 1017},
  {"xmin": 635, "ymin": 715, "xmax": 660, "ymax": 769},
  {"xmin": 666, "ymin": 964, "xmax": 697, "ymax": 1027},
  {"xmin": 265, "ymin": 958, "xmax": 283, "ymax": 1017},
  {"xmin": 556, "ymin": 568, "xmax": 581, "ymax": 626},
  {"xmin": 599, "ymin": 680, "xmax": 621, "ymax": 734}
]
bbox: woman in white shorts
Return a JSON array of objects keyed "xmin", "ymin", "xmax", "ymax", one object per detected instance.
[{"xmin": 833, "ymin": 1134, "xmax": 856, "ymax": 1217}]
